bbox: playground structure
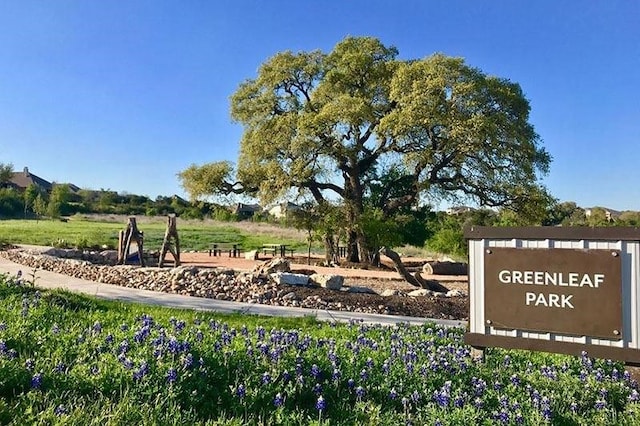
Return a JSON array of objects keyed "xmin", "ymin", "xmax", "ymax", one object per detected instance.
[
  {"xmin": 117, "ymin": 217, "xmax": 145, "ymax": 266},
  {"xmin": 117, "ymin": 215, "xmax": 181, "ymax": 267},
  {"xmin": 158, "ymin": 214, "xmax": 180, "ymax": 267}
]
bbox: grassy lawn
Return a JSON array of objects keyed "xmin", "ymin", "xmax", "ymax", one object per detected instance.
[
  {"xmin": 0, "ymin": 272, "xmax": 639, "ymax": 424},
  {"xmin": 0, "ymin": 215, "xmax": 314, "ymax": 253}
]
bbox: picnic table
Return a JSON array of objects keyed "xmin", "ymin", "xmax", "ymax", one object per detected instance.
[
  {"xmin": 209, "ymin": 243, "xmax": 243, "ymax": 258},
  {"xmin": 261, "ymin": 243, "xmax": 293, "ymax": 257}
]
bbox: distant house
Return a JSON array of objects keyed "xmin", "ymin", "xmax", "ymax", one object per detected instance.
[
  {"xmin": 232, "ymin": 203, "xmax": 262, "ymax": 219},
  {"xmin": 268, "ymin": 201, "xmax": 300, "ymax": 219},
  {"xmin": 584, "ymin": 207, "xmax": 621, "ymax": 222},
  {"xmin": 446, "ymin": 206, "xmax": 476, "ymax": 215},
  {"xmin": 9, "ymin": 167, "xmax": 53, "ymax": 192}
]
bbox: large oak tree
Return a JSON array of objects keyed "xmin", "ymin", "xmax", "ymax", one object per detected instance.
[{"xmin": 179, "ymin": 37, "xmax": 551, "ymax": 263}]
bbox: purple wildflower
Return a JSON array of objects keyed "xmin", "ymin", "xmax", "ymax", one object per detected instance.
[
  {"xmin": 629, "ymin": 390, "xmax": 640, "ymax": 402},
  {"xmin": 183, "ymin": 353, "xmax": 194, "ymax": 369},
  {"xmin": 313, "ymin": 383, "xmax": 323, "ymax": 395},
  {"xmin": 262, "ymin": 372, "xmax": 271, "ymax": 385},
  {"xmin": 54, "ymin": 404, "xmax": 68, "ymax": 416},
  {"xmin": 166, "ymin": 368, "xmax": 178, "ymax": 384},
  {"xmin": 54, "ymin": 362, "xmax": 66, "ymax": 374},
  {"xmin": 236, "ymin": 384, "xmax": 246, "ymax": 399},
  {"xmin": 389, "ymin": 388, "xmax": 398, "ymax": 400},
  {"xmin": 31, "ymin": 372, "xmax": 43, "ymax": 389},
  {"xmin": 316, "ymin": 395, "xmax": 326, "ymax": 411},
  {"xmin": 355, "ymin": 386, "xmax": 365, "ymax": 399},
  {"xmin": 310, "ymin": 364, "xmax": 321, "ymax": 379},
  {"xmin": 594, "ymin": 399, "xmax": 606, "ymax": 410},
  {"xmin": 347, "ymin": 378, "xmax": 355, "ymax": 389},
  {"xmin": 25, "ymin": 358, "xmax": 35, "ymax": 371},
  {"xmin": 274, "ymin": 392, "xmax": 284, "ymax": 408},
  {"xmin": 331, "ymin": 368, "xmax": 341, "ymax": 381}
]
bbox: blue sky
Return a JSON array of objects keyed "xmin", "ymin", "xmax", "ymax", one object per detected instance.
[{"xmin": 1, "ymin": 1, "xmax": 638, "ymax": 210}]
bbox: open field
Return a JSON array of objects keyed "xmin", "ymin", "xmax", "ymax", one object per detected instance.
[
  {"xmin": 0, "ymin": 273, "xmax": 638, "ymax": 424},
  {"xmin": 0, "ymin": 215, "xmax": 313, "ymax": 253}
]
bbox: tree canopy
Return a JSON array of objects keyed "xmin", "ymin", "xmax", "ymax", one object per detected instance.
[{"xmin": 179, "ymin": 36, "xmax": 552, "ymax": 263}]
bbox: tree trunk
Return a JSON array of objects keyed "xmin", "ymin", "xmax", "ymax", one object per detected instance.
[
  {"xmin": 347, "ymin": 230, "xmax": 359, "ymax": 263},
  {"xmin": 324, "ymin": 232, "xmax": 336, "ymax": 264},
  {"xmin": 379, "ymin": 247, "xmax": 450, "ymax": 292},
  {"xmin": 423, "ymin": 261, "xmax": 468, "ymax": 275}
]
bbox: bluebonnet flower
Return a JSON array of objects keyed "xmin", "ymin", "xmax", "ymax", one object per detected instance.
[
  {"xmin": 195, "ymin": 330, "xmax": 203, "ymax": 342},
  {"xmin": 262, "ymin": 372, "xmax": 271, "ymax": 385},
  {"xmin": 401, "ymin": 397, "xmax": 410, "ymax": 408},
  {"xmin": 355, "ymin": 386, "xmax": 365, "ymax": 399},
  {"xmin": 360, "ymin": 368, "xmax": 368, "ymax": 381},
  {"xmin": 25, "ymin": 358, "xmax": 34, "ymax": 371},
  {"xmin": 54, "ymin": 404, "xmax": 68, "ymax": 416},
  {"xmin": 493, "ymin": 410, "xmax": 509, "ymax": 424},
  {"xmin": 236, "ymin": 384, "xmax": 246, "ymax": 399},
  {"xmin": 119, "ymin": 339, "xmax": 129, "ymax": 354},
  {"xmin": 454, "ymin": 396, "xmax": 465, "ymax": 408},
  {"xmin": 389, "ymin": 388, "xmax": 398, "ymax": 400},
  {"xmin": 347, "ymin": 378, "xmax": 355, "ymax": 389},
  {"xmin": 0, "ymin": 340, "xmax": 6, "ymax": 354},
  {"xmin": 473, "ymin": 397, "xmax": 484, "ymax": 409},
  {"xmin": 331, "ymin": 368, "xmax": 341, "ymax": 381},
  {"xmin": 510, "ymin": 374, "xmax": 520, "ymax": 386},
  {"xmin": 91, "ymin": 366, "xmax": 99, "ymax": 375},
  {"xmin": 166, "ymin": 368, "xmax": 178, "ymax": 384},
  {"xmin": 366, "ymin": 357, "xmax": 374, "ymax": 368},
  {"xmin": 540, "ymin": 396, "xmax": 552, "ymax": 421},
  {"xmin": 92, "ymin": 321, "xmax": 102, "ymax": 334},
  {"xmin": 595, "ymin": 368, "xmax": 605, "ymax": 382},
  {"xmin": 105, "ymin": 334, "xmax": 114, "ymax": 344},
  {"xmin": 31, "ymin": 372, "xmax": 43, "ymax": 389},
  {"xmin": 411, "ymin": 390, "xmax": 420, "ymax": 403},
  {"xmin": 273, "ymin": 392, "xmax": 284, "ymax": 408},
  {"xmin": 316, "ymin": 395, "xmax": 326, "ymax": 411},
  {"xmin": 120, "ymin": 323, "xmax": 129, "ymax": 332},
  {"xmin": 282, "ymin": 370, "xmax": 291, "ymax": 382},
  {"xmin": 313, "ymin": 383, "xmax": 323, "ymax": 395},
  {"xmin": 183, "ymin": 353, "xmax": 194, "ymax": 369},
  {"xmin": 310, "ymin": 364, "xmax": 321, "ymax": 379},
  {"xmin": 570, "ymin": 402, "xmax": 578, "ymax": 413},
  {"xmin": 167, "ymin": 337, "xmax": 180, "ymax": 354},
  {"xmin": 594, "ymin": 399, "xmax": 606, "ymax": 410},
  {"xmin": 629, "ymin": 389, "xmax": 639, "ymax": 402},
  {"xmin": 54, "ymin": 362, "xmax": 66, "ymax": 374},
  {"xmin": 50, "ymin": 324, "xmax": 59, "ymax": 334},
  {"xmin": 6, "ymin": 349, "xmax": 17, "ymax": 359},
  {"xmin": 133, "ymin": 361, "xmax": 149, "ymax": 380}
]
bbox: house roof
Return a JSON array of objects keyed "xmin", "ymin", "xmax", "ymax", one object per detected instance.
[{"xmin": 9, "ymin": 167, "xmax": 52, "ymax": 191}]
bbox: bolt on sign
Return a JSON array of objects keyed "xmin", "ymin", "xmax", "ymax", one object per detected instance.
[
  {"xmin": 484, "ymin": 247, "xmax": 622, "ymax": 339},
  {"xmin": 464, "ymin": 226, "xmax": 640, "ymax": 365}
]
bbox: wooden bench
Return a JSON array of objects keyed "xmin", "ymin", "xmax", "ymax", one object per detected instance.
[
  {"xmin": 262, "ymin": 244, "xmax": 294, "ymax": 257},
  {"xmin": 209, "ymin": 244, "xmax": 243, "ymax": 258}
]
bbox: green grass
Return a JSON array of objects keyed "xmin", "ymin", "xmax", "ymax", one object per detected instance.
[
  {"xmin": 0, "ymin": 215, "xmax": 314, "ymax": 253},
  {"xmin": 1, "ymin": 272, "xmax": 639, "ymax": 424}
]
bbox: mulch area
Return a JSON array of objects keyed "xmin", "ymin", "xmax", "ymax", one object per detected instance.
[{"xmin": 179, "ymin": 251, "xmax": 469, "ymax": 321}]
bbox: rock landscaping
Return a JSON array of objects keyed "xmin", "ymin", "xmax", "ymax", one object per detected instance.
[{"xmin": 0, "ymin": 248, "xmax": 468, "ymax": 319}]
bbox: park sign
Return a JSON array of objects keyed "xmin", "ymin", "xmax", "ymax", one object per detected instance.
[{"xmin": 464, "ymin": 226, "xmax": 640, "ymax": 365}]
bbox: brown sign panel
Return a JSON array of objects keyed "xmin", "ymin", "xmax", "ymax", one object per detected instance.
[{"xmin": 484, "ymin": 247, "xmax": 622, "ymax": 339}]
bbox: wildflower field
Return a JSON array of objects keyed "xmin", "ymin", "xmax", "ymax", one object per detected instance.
[{"xmin": 0, "ymin": 273, "xmax": 639, "ymax": 425}]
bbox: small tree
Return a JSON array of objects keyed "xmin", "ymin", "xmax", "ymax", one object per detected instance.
[
  {"xmin": 0, "ymin": 163, "xmax": 13, "ymax": 187},
  {"xmin": 33, "ymin": 194, "xmax": 47, "ymax": 220},
  {"xmin": 23, "ymin": 183, "xmax": 40, "ymax": 218}
]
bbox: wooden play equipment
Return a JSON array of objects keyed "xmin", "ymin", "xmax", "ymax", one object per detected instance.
[
  {"xmin": 117, "ymin": 217, "xmax": 145, "ymax": 266},
  {"xmin": 158, "ymin": 214, "xmax": 180, "ymax": 267}
]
